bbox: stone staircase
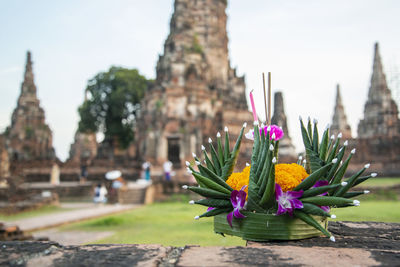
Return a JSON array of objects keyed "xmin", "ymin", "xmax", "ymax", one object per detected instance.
[{"xmin": 117, "ymin": 187, "xmax": 147, "ymax": 204}]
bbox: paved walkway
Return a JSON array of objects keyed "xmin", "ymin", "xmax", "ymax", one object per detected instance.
[{"xmin": 5, "ymin": 203, "xmax": 141, "ymax": 232}]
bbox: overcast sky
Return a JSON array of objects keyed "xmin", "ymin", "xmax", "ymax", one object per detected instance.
[{"xmin": 0, "ymin": 0, "xmax": 399, "ymax": 161}]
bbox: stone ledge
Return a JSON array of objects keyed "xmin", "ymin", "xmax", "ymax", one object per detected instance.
[{"xmin": 1, "ymin": 221, "xmax": 399, "ymax": 266}]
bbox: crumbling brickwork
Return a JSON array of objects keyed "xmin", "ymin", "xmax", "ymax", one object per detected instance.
[{"xmin": 136, "ymin": 0, "xmax": 253, "ymax": 169}]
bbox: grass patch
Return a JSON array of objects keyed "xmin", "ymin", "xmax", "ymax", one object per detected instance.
[
  {"xmin": 355, "ymin": 177, "xmax": 400, "ymax": 188},
  {"xmin": 85, "ymin": 217, "xmax": 126, "ymax": 227},
  {"xmin": 63, "ymin": 201, "xmax": 245, "ymax": 246},
  {"xmin": 0, "ymin": 205, "xmax": 72, "ymax": 221},
  {"xmin": 332, "ymin": 201, "xmax": 400, "ymax": 223},
  {"xmin": 355, "ymin": 188, "xmax": 398, "ymax": 201}
]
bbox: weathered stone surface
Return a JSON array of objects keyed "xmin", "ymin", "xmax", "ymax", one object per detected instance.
[
  {"xmin": 271, "ymin": 92, "xmax": 297, "ymax": 162},
  {"xmin": 4, "ymin": 51, "xmax": 55, "ymax": 162},
  {"xmin": 136, "ymin": 0, "xmax": 253, "ymax": 172},
  {"xmin": 179, "ymin": 246, "xmax": 381, "ymax": 267},
  {"xmin": 0, "ymin": 221, "xmax": 398, "ymax": 266},
  {"xmin": 0, "ymin": 242, "xmax": 169, "ymax": 267},
  {"xmin": 330, "ymin": 84, "xmax": 352, "ymax": 140},
  {"xmin": 247, "ymin": 221, "xmax": 400, "ymax": 266}
]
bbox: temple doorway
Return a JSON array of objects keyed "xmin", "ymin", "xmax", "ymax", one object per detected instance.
[{"xmin": 167, "ymin": 137, "xmax": 181, "ymax": 166}]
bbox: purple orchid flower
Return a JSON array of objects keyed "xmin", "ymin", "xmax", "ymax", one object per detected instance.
[
  {"xmin": 275, "ymin": 184, "xmax": 303, "ymax": 216},
  {"xmin": 227, "ymin": 185, "xmax": 247, "ymax": 227},
  {"xmin": 313, "ymin": 180, "xmax": 329, "ymax": 195},
  {"xmin": 312, "ymin": 180, "xmax": 330, "ymax": 212},
  {"xmin": 320, "ymin": 205, "xmax": 330, "ymax": 213},
  {"xmin": 245, "ymin": 124, "xmax": 284, "ymax": 141}
]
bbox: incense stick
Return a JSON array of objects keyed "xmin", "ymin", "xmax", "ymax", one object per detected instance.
[{"xmin": 262, "ymin": 73, "xmax": 267, "ymax": 123}]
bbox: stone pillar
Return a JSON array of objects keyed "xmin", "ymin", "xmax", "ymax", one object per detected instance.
[{"xmin": 50, "ymin": 163, "xmax": 60, "ymax": 185}]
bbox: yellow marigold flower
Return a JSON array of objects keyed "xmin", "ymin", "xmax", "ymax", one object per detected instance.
[
  {"xmin": 275, "ymin": 163, "xmax": 308, "ymax": 192},
  {"xmin": 226, "ymin": 163, "xmax": 308, "ymax": 194},
  {"xmin": 226, "ymin": 166, "xmax": 250, "ymax": 196}
]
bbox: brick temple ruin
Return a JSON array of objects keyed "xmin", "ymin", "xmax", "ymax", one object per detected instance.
[
  {"xmin": 135, "ymin": 0, "xmax": 254, "ymax": 175},
  {"xmin": 0, "ymin": 52, "xmax": 60, "ymax": 211},
  {"xmin": 332, "ymin": 43, "xmax": 400, "ymax": 175},
  {"xmin": 1, "ymin": 52, "xmax": 56, "ymax": 179},
  {"xmin": 330, "ymin": 84, "xmax": 352, "ymax": 140}
]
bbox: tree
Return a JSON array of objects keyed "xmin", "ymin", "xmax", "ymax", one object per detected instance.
[{"xmin": 78, "ymin": 66, "xmax": 149, "ymax": 149}]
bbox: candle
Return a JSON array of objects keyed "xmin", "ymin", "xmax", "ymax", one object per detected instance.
[
  {"xmin": 268, "ymin": 72, "xmax": 271, "ymax": 124},
  {"xmin": 250, "ymin": 90, "xmax": 258, "ymax": 122}
]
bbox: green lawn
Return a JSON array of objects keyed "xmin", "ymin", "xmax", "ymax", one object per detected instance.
[
  {"xmin": 355, "ymin": 177, "xmax": 400, "ymax": 188},
  {"xmin": 62, "ymin": 198, "xmax": 399, "ymax": 246},
  {"xmin": 0, "ymin": 205, "xmax": 73, "ymax": 221},
  {"xmin": 332, "ymin": 201, "xmax": 400, "ymax": 222},
  {"xmin": 62, "ymin": 201, "xmax": 246, "ymax": 246}
]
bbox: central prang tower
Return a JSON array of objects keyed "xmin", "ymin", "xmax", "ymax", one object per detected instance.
[{"xmin": 137, "ymin": 0, "xmax": 252, "ymax": 169}]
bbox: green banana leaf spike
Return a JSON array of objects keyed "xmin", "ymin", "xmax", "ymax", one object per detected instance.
[{"xmin": 220, "ymin": 123, "xmax": 246, "ymax": 181}]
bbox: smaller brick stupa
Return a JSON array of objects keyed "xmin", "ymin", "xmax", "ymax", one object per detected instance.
[
  {"xmin": 330, "ymin": 84, "xmax": 352, "ymax": 140},
  {"xmin": 351, "ymin": 43, "xmax": 400, "ymax": 175},
  {"xmin": 271, "ymin": 92, "xmax": 296, "ymax": 162},
  {"xmin": 5, "ymin": 51, "xmax": 55, "ymax": 162},
  {"xmin": 357, "ymin": 43, "xmax": 400, "ymax": 138}
]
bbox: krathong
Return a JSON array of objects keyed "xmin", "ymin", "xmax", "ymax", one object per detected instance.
[{"xmin": 184, "ymin": 85, "xmax": 375, "ymax": 242}]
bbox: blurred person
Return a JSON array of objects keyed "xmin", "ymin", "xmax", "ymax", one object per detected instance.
[
  {"xmin": 93, "ymin": 184, "xmax": 101, "ymax": 203},
  {"xmin": 94, "ymin": 183, "xmax": 108, "ymax": 203},
  {"xmin": 142, "ymin": 161, "xmax": 151, "ymax": 181},
  {"xmin": 163, "ymin": 160, "xmax": 172, "ymax": 181},
  {"xmin": 80, "ymin": 160, "xmax": 89, "ymax": 184}
]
